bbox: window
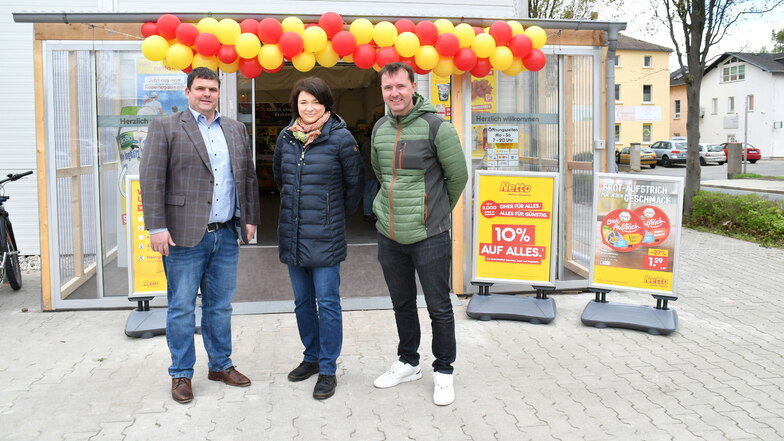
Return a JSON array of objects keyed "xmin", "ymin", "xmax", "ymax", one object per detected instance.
[
  {"xmin": 712, "ymin": 98, "xmax": 718, "ymax": 114},
  {"xmin": 748, "ymin": 94, "xmax": 755, "ymax": 111},
  {"xmin": 728, "ymin": 96, "xmax": 735, "ymax": 113},
  {"xmin": 644, "ymin": 56, "xmax": 652, "ymax": 67},
  {"xmin": 674, "ymin": 100, "xmax": 681, "ymax": 118},
  {"xmin": 721, "ymin": 58, "xmax": 746, "ymax": 82},
  {"xmin": 642, "ymin": 124, "xmax": 652, "ymax": 143},
  {"xmin": 615, "ymin": 124, "xmax": 621, "ymax": 143},
  {"xmin": 614, "ymin": 84, "xmax": 620, "ymax": 101},
  {"xmin": 643, "ymin": 85, "xmax": 652, "ymax": 103},
  {"xmin": 614, "ymin": 55, "xmax": 620, "ymax": 66}
]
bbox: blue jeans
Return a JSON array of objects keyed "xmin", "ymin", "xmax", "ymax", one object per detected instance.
[
  {"xmin": 363, "ymin": 178, "xmax": 378, "ymax": 216},
  {"xmin": 163, "ymin": 227, "xmax": 239, "ymax": 379},
  {"xmin": 377, "ymin": 231, "xmax": 455, "ymax": 374},
  {"xmin": 288, "ymin": 264, "xmax": 343, "ymax": 375}
]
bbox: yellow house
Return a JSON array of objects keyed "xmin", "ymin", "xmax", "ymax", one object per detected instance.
[
  {"xmin": 613, "ymin": 34, "xmax": 672, "ymax": 151},
  {"xmin": 669, "ymin": 67, "xmax": 688, "ymax": 138}
]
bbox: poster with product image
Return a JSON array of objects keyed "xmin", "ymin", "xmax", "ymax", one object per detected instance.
[{"xmin": 589, "ymin": 173, "xmax": 684, "ymax": 296}]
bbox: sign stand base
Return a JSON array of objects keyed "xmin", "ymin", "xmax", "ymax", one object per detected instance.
[
  {"xmin": 125, "ymin": 297, "xmax": 202, "ymax": 338},
  {"xmin": 466, "ymin": 283, "xmax": 556, "ymax": 324},
  {"xmin": 580, "ymin": 289, "xmax": 677, "ymax": 335}
]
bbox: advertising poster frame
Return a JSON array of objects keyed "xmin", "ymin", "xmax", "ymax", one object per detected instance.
[
  {"xmin": 471, "ymin": 170, "xmax": 559, "ymax": 286},
  {"xmin": 589, "ymin": 173, "xmax": 684, "ymax": 297},
  {"xmin": 125, "ymin": 175, "xmax": 167, "ymax": 299}
]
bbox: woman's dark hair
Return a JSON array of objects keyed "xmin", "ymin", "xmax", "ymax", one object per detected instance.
[{"xmin": 289, "ymin": 77, "xmax": 334, "ymax": 117}]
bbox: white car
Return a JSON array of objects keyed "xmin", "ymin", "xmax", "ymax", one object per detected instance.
[{"xmin": 698, "ymin": 143, "xmax": 726, "ymax": 166}]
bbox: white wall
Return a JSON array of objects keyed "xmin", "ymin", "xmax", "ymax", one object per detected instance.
[{"xmin": 699, "ymin": 61, "xmax": 784, "ymax": 158}]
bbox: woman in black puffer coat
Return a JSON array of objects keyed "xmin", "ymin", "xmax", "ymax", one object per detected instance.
[{"xmin": 273, "ymin": 77, "xmax": 363, "ymax": 401}]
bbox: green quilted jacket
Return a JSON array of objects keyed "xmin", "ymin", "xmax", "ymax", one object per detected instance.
[{"xmin": 371, "ymin": 93, "xmax": 468, "ymax": 245}]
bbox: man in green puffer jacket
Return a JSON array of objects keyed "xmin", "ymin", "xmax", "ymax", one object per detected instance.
[{"xmin": 370, "ymin": 62, "xmax": 468, "ymax": 407}]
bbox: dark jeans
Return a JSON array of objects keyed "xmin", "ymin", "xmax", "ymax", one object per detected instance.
[{"xmin": 377, "ymin": 231, "xmax": 455, "ymax": 374}]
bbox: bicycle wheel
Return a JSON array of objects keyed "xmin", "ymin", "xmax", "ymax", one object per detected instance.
[{"xmin": 1, "ymin": 219, "xmax": 22, "ymax": 290}]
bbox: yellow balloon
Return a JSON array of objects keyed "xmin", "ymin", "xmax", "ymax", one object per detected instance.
[
  {"xmin": 434, "ymin": 19, "xmax": 455, "ymax": 35},
  {"xmin": 472, "ymin": 33, "xmax": 496, "ymax": 58},
  {"xmin": 432, "ymin": 56, "xmax": 455, "ymax": 77},
  {"xmin": 373, "ymin": 63, "xmax": 382, "ymax": 72},
  {"xmin": 303, "ymin": 26, "xmax": 328, "ymax": 53},
  {"xmin": 342, "ymin": 53, "xmax": 354, "ymax": 63},
  {"xmin": 292, "ymin": 52, "xmax": 316, "ymax": 72},
  {"xmin": 235, "ymin": 33, "xmax": 261, "ymax": 59},
  {"xmin": 454, "ymin": 23, "xmax": 475, "ymax": 48},
  {"xmin": 166, "ymin": 43, "xmax": 194, "ymax": 70},
  {"xmin": 197, "ymin": 17, "xmax": 219, "ymax": 34},
  {"xmin": 502, "ymin": 57, "xmax": 525, "ymax": 76},
  {"xmin": 258, "ymin": 44, "xmax": 284, "ymax": 70},
  {"xmin": 395, "ymin": 32, "xmax": 420, "ymax": 58},
  {"xmin": 489, "ymin": 46, "xmax": 514, "ymax": 71},
  {"xmin": 507, "ymin": 20, "xmax": 525, "ymax": 36},
  {"xmin": 350, "ymin": 18, "xmax": 374, "ymax": 45},
  {"xmin": 414, "ymin": 45, "xmax": 439, "ymax": 70},
  {"xmin": 219, "ymin": 58, "xmax": 240, "ymax": 73},
  {"xmin": 142, "ymin": 35, "xmax": 169, "ymax": 61},
  {"xmin": 216, "ymin": 19, "xmax": 241, "ymax": 45},
  {"xmin": 192, "ymin": 53, "xmax": 219, "ymax": 71},
  {"xmin": 282, "ymin": 17, "xmax": 305, "ymax": 34},
  {"xmin": 316, "ymin": 43, "xmax": 340, "ymax": 67},
  {"xmin": 525, "ymin": 26, "xmax": 547, "ymax": 49},
  {"xmin": 373, "ymin": 21, "xmax": 398, "ymax": 47}
]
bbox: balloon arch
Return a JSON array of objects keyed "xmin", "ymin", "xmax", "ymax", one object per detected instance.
[{"xmin": 141, "ymin": 13, "xmax": 547, "ymax": 78}]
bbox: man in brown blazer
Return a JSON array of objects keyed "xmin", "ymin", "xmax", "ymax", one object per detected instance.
[{"xmin": 140, "ymin": 67, "xmax": 260, "ymax": 404}]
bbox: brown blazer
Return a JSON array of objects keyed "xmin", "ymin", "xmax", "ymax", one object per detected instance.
[{"xmin": 140, "ymin": 110, "xmax": 260, "ymax": 247}]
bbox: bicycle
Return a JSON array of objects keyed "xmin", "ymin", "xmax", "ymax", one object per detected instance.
[{"xmin": 0, "ymin": 171, "xmax": 33, "ymax": 290}]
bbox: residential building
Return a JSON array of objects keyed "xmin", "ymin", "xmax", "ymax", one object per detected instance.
[
  {"xmin": 700, "ymin": 52, "xmax": 784, "ymax": 157},
  {"xmin": 613, "ymin": 34, "xmax": 672, "ymax": 151},
  {"xmin": 670, "ymin": 67, "xmax": 687, "ymax": 138}
]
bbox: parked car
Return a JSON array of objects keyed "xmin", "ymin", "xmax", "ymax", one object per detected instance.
[
  {"xmin": 698, "ymin": 143, "xmax": 726, "ymax": 166},
  {"xmin": 615, "ymin": 147, "xmax": 657, "ymax": 168},
  {"xmin": 650, "ymin": 140, "xmax": 688, "ymax": 167},
  {"xmin": 720, "ymin": 142, "xmax": 761, "ymax": 163}
]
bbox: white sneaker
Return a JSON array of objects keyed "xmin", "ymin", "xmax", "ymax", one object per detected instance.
[
  {"xmin": 373, "ymin": 361, "xmax": 422, "ymax": 388},
  {"xmin": 432, "ymin": 372, "xmax": 455, "ymax": 406}
]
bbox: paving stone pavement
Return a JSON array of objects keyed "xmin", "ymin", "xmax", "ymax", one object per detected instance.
[{"xmin": 1, "ymin": 229, "xmax": 784, "ymax": 440}]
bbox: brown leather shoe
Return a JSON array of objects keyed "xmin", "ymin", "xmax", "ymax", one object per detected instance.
[
  {"xmin": 171, "ymin": 377, "xmax": 193, "ymax": 404},
  {"xmin": 208, "ymin": 366, "xmax": 251, "ymax": 387}
]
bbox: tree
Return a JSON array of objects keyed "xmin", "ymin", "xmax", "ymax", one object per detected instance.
[
  {"xmin": 529, "ymin": 0, "xmax": 621, "ymax": 18},
  {"xmin": 659, "ymin": 0, "xmax": 783, "ymax": 216},
  {"xmin": 772, "ymin": 28, "xmax": 784, "ymax": 52}
]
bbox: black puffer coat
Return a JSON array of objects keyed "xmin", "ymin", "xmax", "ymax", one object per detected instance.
[{"xmin": 273, "ymin": 113, "xmax": 364, "ymax": 267}]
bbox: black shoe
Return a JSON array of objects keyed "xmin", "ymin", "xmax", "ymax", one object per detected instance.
[
  {"xmin": 313, "ymin": 374, "xmax": 337, "ymax": 400},
  {"xmin": 288, "ymin": 361, "xmax": 319, "ymax": 382}
]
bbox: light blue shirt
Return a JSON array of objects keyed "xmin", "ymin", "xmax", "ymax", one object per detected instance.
[{"xmin": 150, "ymin": 108, "xmax": 237, "ymax": 236}]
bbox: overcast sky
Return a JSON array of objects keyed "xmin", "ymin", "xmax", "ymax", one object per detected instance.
[{"xmin": 596, "ymin": 1, "xmax": 784, "ymax": 70}]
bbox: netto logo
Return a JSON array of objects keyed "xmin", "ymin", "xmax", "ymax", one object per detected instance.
[
  {"xmin": 499, "ymin": 181, "xmax": 532, "ymax": 193},
  {"xmin": 643, "ymin": 275, "xmax": 668, "ymax": 287}
]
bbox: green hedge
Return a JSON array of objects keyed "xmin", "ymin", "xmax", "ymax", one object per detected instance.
[{"xmin": 686, "ymin": 191, "xmax": 784, "ymax": 247}]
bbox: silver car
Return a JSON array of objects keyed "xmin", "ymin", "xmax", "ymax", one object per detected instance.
[
  {"xmin": 650, "ymin": 140, "xmax": 688, "ymax": 167},
  {"xmin": 698, "ymin": 143, "xmax": 726, "ymax": 166}
]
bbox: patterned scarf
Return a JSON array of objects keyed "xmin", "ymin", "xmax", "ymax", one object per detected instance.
[{"xmin": 289, "ymin": 111, "xmax": 331, "ymax": 147}]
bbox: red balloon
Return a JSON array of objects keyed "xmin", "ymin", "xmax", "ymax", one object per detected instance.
[
  {"xmin": 353, "ymin": 44, "xmax": 377, "ymax": 69},
  {"xmin": 279, "ymin": 32, "xmax": 304, "ymax": 58},
  {"xmin": 395, "ymin": 19, "xmax": 416, "ymax": 35},
  {"xmin": 240, "ymin": 19, "xmax": 259, "ymax": 34},
  {"xmin": 182, "ymin": 66, "xmax": 193, "ymax": 74},
  {"xmin": 331, "ymin": 31, "xmax": 357, "ymax": 57},
  {"xmin": 175, "ymin": 23, "xmax": 199, "ymax": 46},
  {"xmin": 415, "ymin": 21, "xmax": 439, "ymax": 46},
  {"xmin": 156, "ymin": 14, "xmax": 181, "ymax": 40},
  {"xmin": 473, "ymin": 26, "xmax": 484, "ymax": 35},
  {"xmin": 264, "ymin": 64, "xmax": 283, "ymax": 73},
  {"xmin": 257, "ymin": 18, "xmax": 283, "ymax": 44},
  {"xmin": 239, "ymin": 58, "xmax": 263, "ymax": 78},
  {"xmin": 141, "ymin": 22, "xmax": 158, "ymax": 38},
  {"xmin": 376, "ymin": 47, "xmax": 401, "ymax": 67},
  {"xmin": 399, "ymin": 56, "xmax": 416, "ymax": 69},
  {"xmin": 217, "ymin": 45, "xmax": 238, "ymax": 64},
  {"xmin": 195, "ymin": 33, "xmax": 220, "ymax": 56},
  {"xmin": 508, "ymin": 34, "xmax": 533, "ymax": 58},
  {"xmin": 453, "ymin": 48, "xmax": 478, "ymax": 71},
  {"xmin": 414, "ymin": 66, "xmax": 431, "ymax": 75},
  {"xmin": 319, "ymin": 12, "xmax": 344, "ymax": 38},
  {"xmin": 471, "ymin": 58, "xmax": 492, "ymax": 77},
  {"xmin": 523, "ymin": 49, "xmax": 546, "ymax": 71},
  {"xmin": 489, "ymin": 21, "xmax": 513, "ymax": 46},
  {"xmin": 435, "ymin": 33, "xmax": 460, "ymax": 57}
]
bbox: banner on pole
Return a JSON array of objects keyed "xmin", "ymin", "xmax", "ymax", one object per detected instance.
[
  {"xmin": 472, "ymin": 171, "xmax": 558, "ymax": 285},
  {"xmin": 589, "ymin": 173, "xmax": 684, "ymax": 296}
]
